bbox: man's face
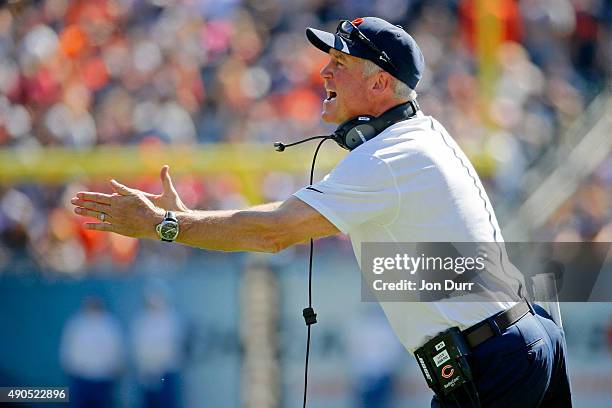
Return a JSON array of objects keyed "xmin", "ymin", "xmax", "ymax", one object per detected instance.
[{"xmin": 320, "ymin": 49, "xmax": 373, "ymax": 124}]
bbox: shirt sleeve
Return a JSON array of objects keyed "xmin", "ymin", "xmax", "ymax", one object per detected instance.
[{"xmin": 292, "ymin": 153, "xmax": 399, "ymax": 234}]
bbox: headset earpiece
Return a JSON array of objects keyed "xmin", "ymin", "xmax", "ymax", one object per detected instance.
[
  {"xmin": 333, "ymin": 116, "xmax": 377, "ymax": 150},
  {"xmin": 332, "ymin": 101, "xmax": 420, "ymax": 151}
]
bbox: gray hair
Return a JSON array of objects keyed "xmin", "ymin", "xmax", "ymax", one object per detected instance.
[{"xmin": 362, "ymin": 60, "xmax": 417, "ymax": 101}]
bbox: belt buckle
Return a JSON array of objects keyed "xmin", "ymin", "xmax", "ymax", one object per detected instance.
[
  {"xmin": 488, "ymin": 316, "xmax": 503, "ymax": 336},
  {"xmin": 526, "ymin": 298, "xmax": 536, "ymax": 315}
]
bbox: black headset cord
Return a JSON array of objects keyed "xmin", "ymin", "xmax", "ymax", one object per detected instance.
[
  {"xmin": 302, "ymin": 137, "xmax": 329, "ymax": 408},
  {"xmin": 273, "ymin": 135, "xmax": 331, "ymax": 408}
]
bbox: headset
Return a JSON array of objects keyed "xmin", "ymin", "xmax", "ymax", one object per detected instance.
[
  {"xmin": 274, "ymin": 99, "xmax": 420, "ymax": 152},
  {"xmin": 274, "ymin": 100, "xmax": 420, "ymax": 408}
]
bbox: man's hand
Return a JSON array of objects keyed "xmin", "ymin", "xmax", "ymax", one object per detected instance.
[
  {"xmin": 71, "ymin": 180, "xmax": 165, "ymax": 239},
  {"xmin": 137, "ymin": 165, "xmax": 191, "ymax": 212},
  {"xmin": 71, "ymin": 174, "xmax": 340, "ymax": 252}
]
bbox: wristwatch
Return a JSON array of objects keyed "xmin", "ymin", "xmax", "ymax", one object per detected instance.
[{"xmin": 156, "ymin": 211, "xmax": 179, "ymax": 242}]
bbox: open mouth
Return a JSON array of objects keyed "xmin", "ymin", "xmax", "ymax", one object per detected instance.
[{"xmin": 325, "ymin": 90, "xmax": 337, "ymax": 101}]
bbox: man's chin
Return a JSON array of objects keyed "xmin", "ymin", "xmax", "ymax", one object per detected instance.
[{"xmin": 321, "ymin": 110, "xmax": 342, "ymax": 125}]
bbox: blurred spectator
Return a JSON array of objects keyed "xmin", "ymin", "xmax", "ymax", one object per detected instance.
[
  {"xmin": 59, "ymin": 295, "xmax": 125, "ymax": 408},
  {"xmin": 347, "ymin": 305, "xmax": 404, "ymax": 408},
  {"xmin": 131, "ymin": 288, "xmax": 185, "ymax": 408}
]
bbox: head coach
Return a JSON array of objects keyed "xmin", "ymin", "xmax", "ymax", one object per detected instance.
[{"xmin": 72, "ymin": 17, "xmax": 571, "ymax": 407}]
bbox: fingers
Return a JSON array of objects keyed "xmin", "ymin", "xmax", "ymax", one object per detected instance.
[
  {"xmin": 110, "ymin": 179, "xmax": 135, "ymax": 196},
  {"xmin": 74, "ymin": 207, "xmax": 112, "ymax": 222},
  {"xmin": 71, "ymin": 198, "xmax": 110, "ymax": 213},
  {"xmin": 77, "ymin": 192, "xmax": 113, "ymax": 205},
  {"xmin": 84, "ymin": 222, "xmax": 115, "ymax": 232},
  {"xmin": 160, "ymin": 165, "xmax": 169, "ymax": 181},
  {"xmin": 161, "ymin": 165, "xmax": 177, "ymax": 194}
]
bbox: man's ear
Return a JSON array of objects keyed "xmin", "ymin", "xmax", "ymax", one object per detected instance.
[{"xmin": 371, "ymin": 71, "xmax": 391, "ymax": 94}]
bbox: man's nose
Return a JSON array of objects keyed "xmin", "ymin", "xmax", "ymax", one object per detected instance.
[{"xmin": 320, "ymin": 61, "xmax": 333, "ymax": 79}]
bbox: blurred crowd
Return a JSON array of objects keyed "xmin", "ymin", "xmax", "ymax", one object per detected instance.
[
  {"xmin": 60, "ymin": 292, "xmax": 186, "ymax": 407},
  {"xmin": 0, "ymin": 0, "xmax": 610, "ymax": 273}
]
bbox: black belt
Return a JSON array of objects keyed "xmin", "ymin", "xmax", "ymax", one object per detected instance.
[{"xmin": 462, "ymin": 301, "xmax": 534, "ymax": 349}]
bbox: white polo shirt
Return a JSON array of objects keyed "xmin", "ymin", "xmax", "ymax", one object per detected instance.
[{"xmin": 293, "ymin": 112, "xmax": 520, "ymax": 352}]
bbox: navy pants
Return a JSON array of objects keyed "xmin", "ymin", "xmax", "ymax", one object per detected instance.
[
  {"xmin": 431, "ymin": 305, "xmax": 571, "ymax": 408},
  {"xmin": 141, "ymin": 372, "xmax": 179, "ymax": 408},
  {"xmin": 69, "ymin": 377, "xmax": 115, "ymax": 408}
]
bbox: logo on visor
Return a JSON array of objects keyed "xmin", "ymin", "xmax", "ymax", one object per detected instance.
[{"xmin": 351, "ymin": 17, "xmax": 364, "ymax": 26}]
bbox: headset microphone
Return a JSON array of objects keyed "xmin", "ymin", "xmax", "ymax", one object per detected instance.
[{"xmin": 274, "ymin": 135, "xmax": 331, "ymax": 152}]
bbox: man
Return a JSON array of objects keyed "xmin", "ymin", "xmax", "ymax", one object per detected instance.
[
  {"xmin": 60, "ymin": 296, "xmax": 125, "ymax": 408},
  {"xmin": 131, "ymin": 290, "xmax": 184, "ymax": 408},
  {"xmin": 72, "ymin": 17, "xmax": 571, "ymax": 407}
]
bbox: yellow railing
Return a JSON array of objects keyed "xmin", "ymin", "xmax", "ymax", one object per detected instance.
[
  {"xmin": 0, "ymin": 144, "xmax": 346, "ymax": 203},
  {"xmin": 0, "ymin": 142, "xmax": 495, "ymax": 203}
]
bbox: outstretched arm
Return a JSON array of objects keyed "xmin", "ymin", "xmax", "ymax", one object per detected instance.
[
  {"xmin": 171, "ymin": 197, "xmax": 338, "ymax": 252},
  {"xmin": 71, "ymin": 181, "xmax": 339, "ymax": 253}
]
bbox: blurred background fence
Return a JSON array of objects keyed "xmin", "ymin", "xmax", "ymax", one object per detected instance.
[{"xmin": 0, "ymin": 0, "xmax": 610, "ymax": 407}]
